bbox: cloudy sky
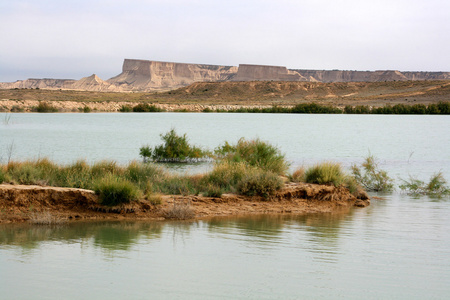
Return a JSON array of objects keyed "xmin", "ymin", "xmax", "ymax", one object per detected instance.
[{"xmin": 1, "ymin": 0, "xmax": 449, "ymax": 82}]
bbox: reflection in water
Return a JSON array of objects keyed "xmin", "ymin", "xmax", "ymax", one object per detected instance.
[
  {"xmin": 1, "ymin": 197, "xmax": 450, "ymax": 299},
  {"xmin": 0, "ymin": 221, "xmax": 163, "ymax": 251}
]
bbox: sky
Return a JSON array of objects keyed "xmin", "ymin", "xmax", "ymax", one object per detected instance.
[{"xmin": 1, "ymin": 0, "xmax": 449, "ymax": 82}]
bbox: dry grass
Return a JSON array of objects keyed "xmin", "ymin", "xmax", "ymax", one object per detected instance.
[
  {"xmin": 29, "ymin": 211, "xmax": 67, "ymax": 225},
  {"xmin": 162, "ymin": 199, "xmax": 195, "ymax": 220}
]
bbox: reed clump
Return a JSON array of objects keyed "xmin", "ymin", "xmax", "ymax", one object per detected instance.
[
  {"xmin": 399, "ymin": 172, "xmax": 450, "ymax": 197},
  {"xmin": 93, "ymin": 176, "xmax": 140, "ymax": 206},
  {"xmin": 351, "ymin": 155, "xmax": 394, "ymax": 192},
  {"xmin": 215, "ymin": 138, "xmax": 289, "ymax": 175},
  {"xmin": 304, "ymin": 162, "xmax": 346, "ymax": 186}
]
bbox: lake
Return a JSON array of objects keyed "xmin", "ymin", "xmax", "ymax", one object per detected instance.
[{"xmin": 1, "ymin": 113, "xmax": 449, "ymax": 299}]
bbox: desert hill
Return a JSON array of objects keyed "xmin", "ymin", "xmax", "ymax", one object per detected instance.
[{"xmin": 1, "ymin": 58, "xmax": 450, "ymax": 92}]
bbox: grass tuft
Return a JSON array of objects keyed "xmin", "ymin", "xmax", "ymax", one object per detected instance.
[
  {"xmin": 94, "ymin": 176, "xmax": 140, "ymax": 206},
  {"xmin": 305, "ymin": 162, "xmax": 346, "ymax": 186}
]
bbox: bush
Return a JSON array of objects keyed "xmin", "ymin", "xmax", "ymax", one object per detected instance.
[
  {"xmin": 205, "ymin": 161, "xmax": 251, "ymax": 191},
  {"xmin": 94, "ymin": 176, "xmax": 140, "ymax": 206},
  {"xmin": 290, "ymin": 166, "xmax": 305, "ymax": 182},
  {"xmin": 132, "ymin": 103, "xmax": 165, "ymax": 112},
  {"xmin": 125, "ymin": 161, "xmax": 166, "ymax": 189},
  {"xmin": 351, "ymin": 155, "xmax": 394, "ymax": 192},
  {"xmin": 399, "ymin": 172, "xmax": 450, "ymax": 197},
  {"xmin": 202, "ymin": 184, "xmax": 225, "ymax": 198},
  {"xmin": 305, "ymin": 162, "xmax": 346, "ymax": 186},
  {"xmin": 237, "ymin": 169, "xmax": 283, "ymax": 198},
  {"xmin": 35, "ymin": 102, "xmax": 58, "ymax": 113},
  {"xmin": 215, "ymin": 138, "xmax": 288, "ymax": 175},
  {"xmin": 141, "ymin": 128, "xmax": 210, "ymax": 163},
  {"xmin": 0, "ymin": 166, "xmax": 5, "ymax": 183},
  {"xmin": 119, "ymin": 105, "xmax": 133, "ymax": 112}
]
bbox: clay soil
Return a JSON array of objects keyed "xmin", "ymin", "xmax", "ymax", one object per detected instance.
[
  {"xmin": 1, "ymin": 80, "xmax": 449, "ymax": 112},
  {"xmin": 0, "ymin": 183, "xmax": 369, "ymax": 224}
]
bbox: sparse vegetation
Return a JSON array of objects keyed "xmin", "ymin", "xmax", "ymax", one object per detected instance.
[
  {"xmin": 29, "ymin": 211, "xmax": 67, "ymax": 225},
  {"xmin": 34, "ymin": 101, "xmax": 58, "ymax": 113},
  {"xmin": 215, "ymin": 138, "xmax": 289, "ymax": 175},
  {"xmin": 399, "ymin": 172, "xmax": 450, "ymax": 197},
  {"xmin": 351, "ymin": 155, "xmax": 394, "ymax": 192},
  {"xmin": 93, "ymin": 176, "xmax": 140, "ymax": 206},
  {"xmin": 140, "ymin": 128, "xmax": 210, "ymax": 163},
  {"xmin": 132, "ymin": 103, "xmax": 165, "ymax": 112},
  {"xmin": 304, "ymin": 162, "xmax": 346, "ymax": 187},
  {"xmin": 163, "ymin": 199, "xmax": 195, "ymax": 219}
]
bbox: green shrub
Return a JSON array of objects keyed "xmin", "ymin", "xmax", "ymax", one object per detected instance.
[
  {"xmin": 132, "ymin": 103, "xmax": 165, "ymax": 112},
  {"xmin": 215, "ymin": 138, "xmax": 288, "ymax": 175},
  {"xmin": 141, "ymin": 128, "xmax": 210, "ymax": 163},
  {"xmin": 399, "ymin": 172, "xmax": 450, "ymax": 197},
  {"xmin": 119, "ymin": 105, "xmax": 133, "ymax": 112},
  {"xmin": 205, "ymin": 161, "xmax": 251, "ymax": 190},
  {"xmin": 351, "ymin": 155, "xmax": 394, "ymax": 192},
  {"xmin": 125, "ymin": 161, "xmax": 166, "ymax": 189},
  {"xmin": 305, "ymin": 162, "xmax": 346, "ymax": 186},
  {"xmin": 94, "ymin": 176, "xmax": 140, "ymax": 206},
  {"xmin": 202, "ymin": 184, "xmax": 225, "ymax": 198},
  {"xmin": 35, "ymin": 102, "xmax": 58, "ymax": 113},
  {"xmin": 237, "ymin": 169, "xmax": 283, "ymax": 198},
  {"xmin": 290, "ymin": 103, "xmax": 342, "ymax": 114},
  {"xmin": 0, "ymin": 166, "xmax": 5, "ymax": 183}
]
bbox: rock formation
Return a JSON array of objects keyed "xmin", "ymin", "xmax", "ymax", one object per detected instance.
[
  {"xmin": 1, "ymin": 58, "xmax": 449, "ymax": 92},
  {"xmin": 107, "ymin": 59, "xmax": 238, "ymax": 91},
  {"xmin": 233, "ymin": 64, "xmax": 306, "ymax": 81}
]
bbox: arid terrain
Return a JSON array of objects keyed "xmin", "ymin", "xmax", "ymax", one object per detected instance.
[
  {"xmin": 0, "ymin": 183, "xmax": 369, "ymax": 224},
  {"xmin": 1, "ymin": 80, "xmax": 449, "ymax": 112}
]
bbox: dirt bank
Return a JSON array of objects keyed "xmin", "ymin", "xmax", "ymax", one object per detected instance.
[{"xmin": 0, "ymin": 183, "xmax": 369, "ymax": 224}]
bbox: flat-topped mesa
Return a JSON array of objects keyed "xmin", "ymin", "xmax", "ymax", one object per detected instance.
[
  {"xmin": 107, "ymin": 59, "xmax": 238, "ymax": 91},
  {"xmin": 233, "ymin": 64, "xmax": 307, "ymax": 81}
]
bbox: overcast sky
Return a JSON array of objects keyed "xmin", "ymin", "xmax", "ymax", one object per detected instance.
[{"xmin": 1, "ymin": 0, "xmax": 449, "ymax": 82}]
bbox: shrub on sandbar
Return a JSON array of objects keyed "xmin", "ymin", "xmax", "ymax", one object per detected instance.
[
  {"xmin": 94, "ymin": 176, "xmax": 140, "ymax": 206},
  {"xmin": 305, "ymin": 162, "xmax": 346, "ymax": 186},
  {"xmin": 215, "ymin": 138, "xmax": 289, "ymax": 175}
]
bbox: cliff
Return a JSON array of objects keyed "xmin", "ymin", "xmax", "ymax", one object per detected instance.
[
  {"xmin": 107, "ymin": 59, "xmax": 238, "ymax": 91},
  {"xmin": 233, "ymin": 64, "xmax": 306, "ymax": 81},
  {"xmin": 1, "ymin": 58, "xmax": 450, "ymax": 92}
]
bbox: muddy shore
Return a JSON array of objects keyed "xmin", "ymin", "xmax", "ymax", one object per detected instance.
[{"xmin": 0, "ymin": 183, "xmax": 370, "ymax": 224}]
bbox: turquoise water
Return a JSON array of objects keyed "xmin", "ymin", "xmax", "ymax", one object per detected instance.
[{"xmin": 1, "ymin": 113, "xmax": 450, "ymax": 299}]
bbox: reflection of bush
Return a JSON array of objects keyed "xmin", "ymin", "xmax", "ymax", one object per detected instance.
[{"xmin": 0, "ymin": 222, "xmax": 163, "ymax": 251}]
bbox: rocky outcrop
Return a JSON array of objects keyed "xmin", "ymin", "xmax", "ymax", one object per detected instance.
[
  {"xmin": 0, "ymin": 78, "xmax": 75, "ymax": 89},
  {"xmin": 1, "ymin": 58, "xmax": 450, "ymax": 92},
  {"xmin": 233, "ymin": 64, "xmax": 307, "ymax": 81},
  {"xmin": 107, "ymin": 59, "xmax": 238, "ymax": 91}
]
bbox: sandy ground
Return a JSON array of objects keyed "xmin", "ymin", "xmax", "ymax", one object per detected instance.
[{"xmin": 0, "ymin": 183, "xmax": 369, "ymax": 224}]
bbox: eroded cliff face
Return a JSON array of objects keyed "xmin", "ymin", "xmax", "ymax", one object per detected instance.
[
  {"xmin": 1, "ymin": 59, "xmax": 450, "ymax": 92},
  {"xmin": 233, "ymin": 64, "xmax": 307, "ymax": 81},
  {"xmin": 107, "ymin": 59, "xmax": 238, "ymax": 91}
]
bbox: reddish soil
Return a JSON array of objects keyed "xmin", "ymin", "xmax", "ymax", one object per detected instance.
[{"xmin": 0, "ymin": 183, "xmax": 369, "ymax": 224}]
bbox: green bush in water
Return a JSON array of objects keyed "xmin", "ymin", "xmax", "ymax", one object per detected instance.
[
  {"xmin": 399, "ymin": 172, "xmax": 450, "ymax": 197},
  {"xmin": 140, "ymin": 128, "xmax": 210, "ymax": 163},
  {"xmin": 351, "ymin": 155, "xmax": 394, "ymax": 192}
]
